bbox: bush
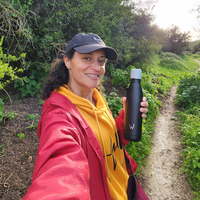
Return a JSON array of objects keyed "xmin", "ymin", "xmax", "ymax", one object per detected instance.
[
  {"xmin": 176, "ymin": 71, "xmax": 200, "ymax": 108},
  {"xmin": 0, "ymin": 36, "xmax": 26, "ymax": 90},
  {"xmin": 176, "ymin": 110, "xmax": 200, "ymax": 198},
  {"xmin": 160, "ymin": 52, "xmax": 181, "ymax": 61},
  {"xmin": 104, "ymin": 91, "xmax": 123, "ymax": 119},
  {"xmin": 160, "ymin": 57, "xmax": 187, "ymax": 71}
]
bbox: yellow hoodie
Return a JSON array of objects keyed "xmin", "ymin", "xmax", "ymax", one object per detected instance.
[{"xmin": 56, "ymin": 85, "xmax": 129, "ymax": 200}]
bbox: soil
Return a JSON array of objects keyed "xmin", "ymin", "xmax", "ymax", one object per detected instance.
[{"xmin": 0, "ymin": 64, "xmax": 199, "ymax": 199}]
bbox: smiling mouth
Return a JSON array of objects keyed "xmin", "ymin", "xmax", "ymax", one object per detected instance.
[{"xmin": 86, "ymin": 73, "xmax": 99, "ymax": 78}]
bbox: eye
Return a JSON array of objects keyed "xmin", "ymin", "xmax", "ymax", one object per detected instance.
[
  {"xmin": 84, "ymin": 57, "xmax": 91, "ymax": 61},
  {"xmin": 99, "ymin": 60, "xmax": 105, "ymax": 65}
]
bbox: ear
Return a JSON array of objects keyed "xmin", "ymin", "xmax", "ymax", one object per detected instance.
[{"xmin": 63, "ymin": 55, "xmax": 71, "ymax": 70}]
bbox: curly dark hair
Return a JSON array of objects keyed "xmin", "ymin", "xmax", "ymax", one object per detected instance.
[
  {"xmin": 42, "ymin": 49, "xmax": 75, "ymax": 99},
  {"xmin": 42, "ymin": 49, "xmax": 103, "ymax": 99}
]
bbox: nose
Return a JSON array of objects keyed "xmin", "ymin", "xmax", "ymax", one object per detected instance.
[{"xmin": 91, "ymin": 60, "xmax": 100, "ymax": 71}]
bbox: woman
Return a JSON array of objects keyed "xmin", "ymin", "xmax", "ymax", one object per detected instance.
[{"xmin": 23, "ymin": 33, "xmax": 149, "ymax": 200}]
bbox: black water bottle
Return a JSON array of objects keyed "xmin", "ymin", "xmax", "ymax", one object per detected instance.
[{"xmin": 124, "ymin": 69, "xmax": 143, "ymax": 142}]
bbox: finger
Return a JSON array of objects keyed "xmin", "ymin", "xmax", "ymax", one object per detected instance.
[
  {"xmin": 141, "ymin": 113, "xmax": 147, "ymax": 119},
  {"xmin": 140, "ymin": 107, "xmax": 148, "ymax": 114},
  {"xmin": 142, "ymin": 97, "xmax": 147, "ymax": 102},
  {"xmin": 141, "ymin": 99, "xmax": 148, "ymax": 108}
]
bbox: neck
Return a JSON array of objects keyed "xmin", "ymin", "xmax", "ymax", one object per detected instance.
[{"xmin": 67, "ymin": 84, "xmax": 96, "ymax": 106}]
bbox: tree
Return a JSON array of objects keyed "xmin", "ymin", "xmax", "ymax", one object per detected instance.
[
  {"xmin": 0, "ymin": 0, "xmax": 32, "ymax": 57},
  {"xmin": 3, "ymin": 0, "xmax": 164, "ymax": 73},
  {"xmin": 162, "ymin": 25, "xmax": 190, "ymax": 54},
  {"xmin": 193, "ymin": 41, "xmax": 200, "ymax": 53}
]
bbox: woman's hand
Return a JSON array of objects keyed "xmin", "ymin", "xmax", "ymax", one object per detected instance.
[{"xmin": 121, "ymin": 97, "xmax": 148, "ymax": 118}]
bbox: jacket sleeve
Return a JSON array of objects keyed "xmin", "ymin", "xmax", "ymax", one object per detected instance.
[{"xmin": 23, "ymin": 108, "xmax": 91, "ymax": 200}]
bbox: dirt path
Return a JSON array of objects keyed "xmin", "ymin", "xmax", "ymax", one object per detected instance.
[{"xmin": 139, "ymin": 85, "xmax": 196, "ymax": 200}]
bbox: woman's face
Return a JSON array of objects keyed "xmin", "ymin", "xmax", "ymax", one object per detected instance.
[{"xmin": 64, "ymin": 49, "xmax": 106, "ymax": 93}]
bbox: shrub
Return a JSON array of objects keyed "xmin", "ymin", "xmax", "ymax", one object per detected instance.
[
  {"xmin": 160, "ymin": 52, "xmax": 181, "ymax": 61},
  {"xmin": 176, "ymin": 71, "xmax": 200, "ymax": 108},
  {"xmin": 160, "ymin": 57, "xmax": 187, "ymax": 71},
  {"xmin": 0, "ymin": 36, "xmax": 26, "ymax": 90},
  {"xmin": 104, "ymin": 91, "xmax": 123, "ymax": 119},
  {"xmin": 176, "ymin": 110, "xmax": 200, "ymax": 198}
]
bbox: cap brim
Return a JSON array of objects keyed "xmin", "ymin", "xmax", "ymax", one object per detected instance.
[{"xmin": 74, "ymin": 44, "xmax": 118, "ymax": 61}]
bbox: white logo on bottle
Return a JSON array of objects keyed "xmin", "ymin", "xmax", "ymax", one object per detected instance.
[{"xmin": 129, "ymin": 124, "xmax": 135, "ymax": 129}]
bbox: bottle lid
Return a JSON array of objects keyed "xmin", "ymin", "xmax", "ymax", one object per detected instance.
[{"xmin": 130, "ymin": 69, "xmax": 142, "ymax": 79}]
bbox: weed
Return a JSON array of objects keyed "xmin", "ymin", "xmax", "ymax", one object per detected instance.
[
  {"xmin": 6, "ymin": 111, "xmax": 15, "ymax": 120},
  {"xmin": 17, "ymin": 132, "xmax": 25, "ymax": 140},
  {"xmin": 26, "ymin": 113, "xmax": 40, "ymax": 130},
  {"xmin": 0, "ymin": 144, "xmax": 5, "ymax": 155},
  {"xmin": 39, "ymin": 99, "xmax": 44, "ymax": 105},
  {"xmin": 1, "ymin": 149, "xmax": 4, "ymax": 155}
]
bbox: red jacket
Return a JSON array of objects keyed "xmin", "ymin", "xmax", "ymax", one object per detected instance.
[{"xmin": 23, "ymin": 92, "xmax": 137, "ymax": 200}]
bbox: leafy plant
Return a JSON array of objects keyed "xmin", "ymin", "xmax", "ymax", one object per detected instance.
[
  {"xmin": 176, "ymin": 71, "xmax": 200, "ymax": 108},
  {"xmin": 0, "ymin": 98, "xmax": 4, "ymax": 123},
  {"xmin": 0, "ymin": 36, "xmax": 26, "ymax": 87},
  {"xmin": 17, "ymin": 132, "xmax": 25, "ymax": 140},
  {"xmin": 104, "ymin": 91, "xmax": 123, "ymax": 119},
  {"xmin": 176, "ymin": 110, "xmax": 200, "ymax": 198},
  {"xmin": 14, "ymin": 68, "xmax": 45, "ymax": 97},
  {"xmin": 0, "ymin": 144, "xmax": 5, "ymax": 155},
  {"xmin": 26, "ymin": 113, "xmax": 40, "ymax": 130},
  {"xmin": 5, "ymin": 111, "xmax": 15, "ymax": 120},
  {"xmin": 110, "ymin": 66, "xmax": 132, "ymax": 87}
]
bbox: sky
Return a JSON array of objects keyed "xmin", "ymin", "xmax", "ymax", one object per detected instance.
[{"xmin": 133, "ymin": 0, "xmax": 200, "ymax": 41}]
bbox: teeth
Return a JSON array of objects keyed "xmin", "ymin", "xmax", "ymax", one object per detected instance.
[{"xmin": 86, "ymin": 74, "xmax": 99, "ymax": 77}]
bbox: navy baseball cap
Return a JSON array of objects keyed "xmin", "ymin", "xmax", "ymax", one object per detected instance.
[{"xmin": 65, "ymin": 33, "xmax": 118, "ymax": 61}]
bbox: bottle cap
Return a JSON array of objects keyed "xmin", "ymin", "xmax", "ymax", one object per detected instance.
[{"xmin": 130, "ymin": 69, "xmax": 142, "ymax": 79}]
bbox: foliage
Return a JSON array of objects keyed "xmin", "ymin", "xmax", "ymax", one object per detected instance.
[
  {"xmin": 17, "ymin": 132, "xmax": 25, "ymax": 140},
  {"xmin": 193, "ymin": 41, "xmax": 200, "ymax": 54},
  {"xmin": 14, "ymin": 68, "xmax": 45, "ymax": 97},
  {"xmin": 5, "ymin": 111, "xmax": 15, "ymax": 120},
  {"xmin": 159, "ymin": 52, "xmax": 187, "ymax": 71},
  {"xmin": 104, "ymin": 91, "xmax": 123, "ymax": 119},
  {"xmin": 175, "ymin": 69, "xmax": 200, "ymax": 198},
  {"xmin": 0, "ymin": 98, "xmax": 15, "ymax": 123},
  {"xmin": 26, "ymin": 113, "xmax": 40, "ymax": 130},
  {"xmin": 192, "ymin": 52, "xmax": 200, "ymax": 60},
  {"xmin": 176, "ymin": 71, "xmax": 200, "ymax": 108},
  {"xmin": 162, "ymin": 25, "xmax": 190, "ymax": 54},
  {"xmin": 0, "ymin": 144, "xmax": 5, "ymax": 155},
  {"xmin": 0, "ymin": 0, "xmax": 32, "ymax": 56},
  {"xmin": 175, "ymin": 109, "xmax": 200, "ymax": 198},
  {"xmin": 110, "ymin": 65, "xmax": 132, "ymax": 87},
  {"xmin": 0, "ymin": 36, "xmax": 26, "ymax": 90},
  {"xmin": 0, "ymin": 0, "xmax": 192, "ymax": 99}
]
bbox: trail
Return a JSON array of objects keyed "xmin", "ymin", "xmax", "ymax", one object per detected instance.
[{"xmin": 139, "ymin": 85, "xmax": 196, "ymax": 200}]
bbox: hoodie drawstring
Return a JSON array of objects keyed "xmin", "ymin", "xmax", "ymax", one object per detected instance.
[{"xmin": 92, "ymin": 106, "xmax": 110, "ymax": 180}]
